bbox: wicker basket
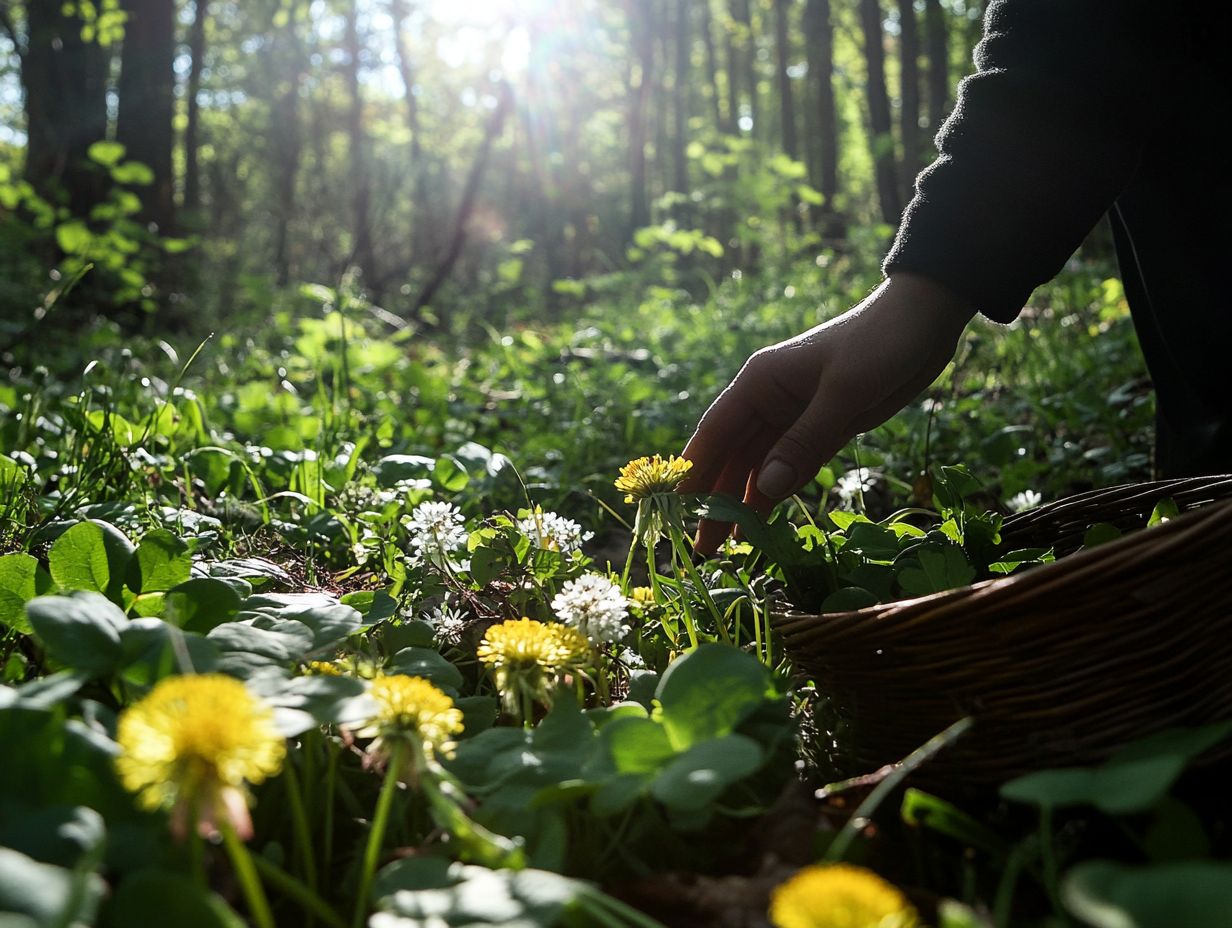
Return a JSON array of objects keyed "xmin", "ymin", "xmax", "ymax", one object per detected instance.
[{"xmin": 776, "ymin": 476, "xmax": 1232, "ymax": 785}]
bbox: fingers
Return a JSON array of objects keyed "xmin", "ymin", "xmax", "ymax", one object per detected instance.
[
  {"xmin": 755, "ymin": 383, "xmax": 855, "ymax": 500},
  {"xmin": 678, "ymin": 391, "xmax": 758, "ymax": 494},
  {"xmin": 693, "ymin": 427, "xmax": 774, "ymax": 556}
]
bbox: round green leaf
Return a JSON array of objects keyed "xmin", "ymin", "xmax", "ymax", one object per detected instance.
[
  {"xmin": 26, "ymin": 592, "xmax": 127, "ymax": 676},
  {"xmin": 1063, "ymin": 861, "xmax": 1232, "ymax": 928},
  {"xmin": 0, "ymin": 554, "xmax": 53, "ymax": 634},
  {"xmin": 655, "ymin": 643, "xmax": 772, "ymax": 750},
  {"xmin": 126, "ymin": 529, "xmax": 192, "ymax": 594},
  {"xmin": 649, "ymin": 734, "xmax": 763, "ymax": 812}
]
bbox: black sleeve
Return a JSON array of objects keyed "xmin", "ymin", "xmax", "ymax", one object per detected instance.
[{"xmin": 882, "ymin": 0, "xmax": 1155, "ymax": 323}]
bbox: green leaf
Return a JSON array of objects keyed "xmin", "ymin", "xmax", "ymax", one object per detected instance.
[
  {"xmin": 106, "ymin": 870, "xmax": 245, "ymax": 928},
  {"xmin": 1001, "ymin": 721, "xmax": 1232, "ymax": 814},
  {"xmin": 897, "ymin": 545, "xmax": 976, "ymax": 597},
  {"xmin": 649, "ymin": 734, "xmax": 763, "ymax": 812},
  {"xmin": 164, "ymin": 578, "xmax": 244, "ymax": 633},
  {"xmin": 87, "ymin": 140, "xmax": 126, "ymax": 166},
  {"xmin": 1063, "ymin": 861, "xmax": 1232, "ymax": 928},
  {"xmin": 1148, "ymin": 497, "xmax": 1180, "ymax": 527},
  {"xmin": 1082, "ymin": 523, "xmax": 1123, "ymax": 548},
  {"xmin": 48, "ymin": 520, "xmax": 134, "ymax": 602},
  {"xmin": 387, "ymin": 646, "xmax": 465, "ymax": 692},
  {"xmin": 126, "ymin": 529, "xmax": 192, "ymax": 594},
  {"xmin": 0, "ymin": 847, "xmax": 104, "ymax": 926},
  {"xmin": 433, "ymin": 454, "xmax": 470, "ymax": 492},
  {"xmin": 111, "ymin": 160, "xmax": 155, "ymax": 185},
  {"xmin": 819, "ymin": 587, "xmax": 879, "ymax": 613},
  {"xmin": 55, "ymin": 220, "xmax": 93, "ymax": 254},
  {"xmin": 26, "ymin": 592, "xmax": 127, "ymax": 676},
  {"xmin": 599, "ymin": 716, "xmax": 676, "ymax": 775},
  {"xmin": 901, "ymin": 788, "xmax": 1008, "ymax": 858},
  {"xmin": 340, "ymin": 589, "xmax": 397, "ymax": 623},
  {"xmin": 119, "ymin": 619, "xmax": 219, "ymax": 684},
  {"xmin": 0, "ymin": 554, "xmax": 54, "ymax": 634},
  {"xmin": 243, "ymin": 593, "xmax": 365, "ymax": 650},
  {"xmin": 655, "ymin": 644, "xmax": 773, "ymax": 750}
]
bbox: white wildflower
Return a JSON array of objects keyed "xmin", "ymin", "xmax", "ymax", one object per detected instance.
[
  {"xmin": 427, "ymin": 601, "xmax": 468, "ymax": 647},
  {"xmin": 517, "ymin": 509, "xmax": 593, "ymax": 555},
  {"xmin": 835, "ymin": 468, "xmax": 875, "ymax": 506},
  {"xmin": 618, "ymin": 647, "xmax": 645, "ymax": 670},
  {"xmin": 403, "ymin": 501, "xmax": 468, "ymax": 559},
  {"xmin": 1008, "ymin": 489, "xmax": 1042, "ymax": 513},
  {"xmin": 551, "ymin": 574, "xmax": 631, "ymax": 645}
]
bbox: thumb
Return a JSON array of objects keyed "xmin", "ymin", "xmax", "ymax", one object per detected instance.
[{"xmin": 755, "ymin": 389, "xmax": 851, "ymax": 500}]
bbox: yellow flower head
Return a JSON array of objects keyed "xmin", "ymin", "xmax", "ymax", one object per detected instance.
[
  {"xmin": 769, "ymin": 864, "xmax": 920, "ymax": 928},
  {"xmin": 614, "ymin": 454, "xmax": 693, "ymax": 503},
  {"xmin": 630, "ymin": 586, "xmax": 656, "ymax": 606},
  {"xmin": 305, "ymin": 660, "xmax": 344, "ymax": 676},
  {"xmin": 477, "ymin": 618, "xmax": 591, "ymax": 720},
  {"xmin": 115, "ymin": 674, "xmax": 285, "ymax": 839},
  {"xmin": 359, "ymin": 674, "xmax": 464, "ymax": 759}
]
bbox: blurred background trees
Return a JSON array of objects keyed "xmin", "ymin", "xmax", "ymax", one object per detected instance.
[{"xmin": 0, "ymin": 0, "xmax": 987, "ymax": 331}]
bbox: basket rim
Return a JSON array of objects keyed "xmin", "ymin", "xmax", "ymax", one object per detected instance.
[{"xmin": 775, "ymin": 491, "xmax": 1232, "ymax": 626}]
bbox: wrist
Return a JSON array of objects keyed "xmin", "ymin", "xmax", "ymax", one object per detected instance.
[{"xmin": 882, "ymin": 271, "xmax": 977, "ymax": 332}]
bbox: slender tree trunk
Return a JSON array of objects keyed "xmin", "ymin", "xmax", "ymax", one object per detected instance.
[
  {"xmin": 673, "ymin": 0, "xmax": 690, "ymax": 197},
  {"xmin": 412, "ymin": 83, "xmax": 514, "ymax": 318},
  {"xmin": 389, "ymin": 0, "xmax": 431, "ymax": 262},
  {"xmin": 774, "ymin": 0, "xmax": 798, "ymax": 161},
  {"xmin": 858, "ymin": 0, "xmax": 902, "ymax": 226},
  {"xmin": 924, "ymin": 0, "xmax": 949, "ymax": 135},
  {"xmin": 730, "ymin": 0, "xmax": 756, "ymax": 133},
  {"xmin": 22, "ymin": 2, "xmax": 109, "ymax": 216},
  {"xmin": 269, "ymin": 7, "xmax": 304, "ymax": 287},
  {"xmin": 897, "ymin": 0, "xmax": 920, "ymax": 200},
  {"xmin": 183, "ymin": 0, "xmax": 209, "ymax": 219},
  {"xmin": 723, "ymin": 1, "xmax": 740, "ymax": 133},
  {"xmin": 626, "ymin": 0, "xmax": 653, "ymax": 236},
  {"xmin": 343, "ymin": 0, "xmax": 378, "ymax": 293},
  {"xmin": 116, "ymin": 0, "xmax": 177, "ymax": 233},
  {"xmin": 699, "ymin": 0, "xmax": 724, "ymax": 130},
  {"xmin": 804, "ymin": 0, "xmax": 840, "ymax": 234}
]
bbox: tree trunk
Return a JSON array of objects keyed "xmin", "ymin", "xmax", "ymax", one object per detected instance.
[
  {"xmin": 897, "ymin": 0, "xmax": 920, "ymax": 200},
  {"xmin": 673, "ymin": 0, "xmax": 690, "ymax": 197},
  {"xmin": 21, "ymin": 2, "xmax": 109, "ymax": 216},
  {"xmin": 858, "ymin": 0, "xmax": 901, "ymax": 226},
  {"xmin": 269, "ymin": 6, "xmax": 304, "ymax": 287},
  {"xmin": 183, "ymin": 0, "xmax": 209, "ymax": 219},
  {"xmin": 116, "ymin": 0, "xmax": 177, "ymax": 233},
  {"xmin": 412, "ymin": 83, "xmax": 514, "ymax": 318},
  {"xmin": 774, "ymin": 0, "xmax": 798, "ymax": 161},
  {"xmin": 924, "ymin": 0, "xmax": 949, "ymax": 135},
  {"xmin": 389, "ymin": 0, "xmax": 431, "ymax": 263},
  {"xmin": 730, "ymin": 0, "xmax": 756, "ymax": 133},
  {"xmin": 626, "ymin": 0, "xmax": 653, "ymax": 236},
  {"xmin": 698, "ymin": 0, "xmax": 724, "ymax": 130},
  {"xmin": 803, "ymin": 0, "xmax": 839, "ymax": 233},
  {"xmin": 343, "ymin": 0, "xmax": 378, "ymax": 293}
]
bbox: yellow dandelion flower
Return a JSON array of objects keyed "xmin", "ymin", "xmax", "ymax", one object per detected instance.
[
  {"xmin": 115, "ymin": 674, "xmax": 285, "ymax": 840},
  {"xmin": 614, "ymin": 454, "xmax": 694, "ymax": 503},
  {"xmin": 769, "ymin": 864, "xmax": 920, "ymax": 928},
  {"xmin": 477, "ymin": 618, "xmax": 591, "ymax": 721},
  {"xmin": 305, "ymin": 660, "xmax": 344, "ymax": 676},
  {"xmin": 630, "ymin": 586, "xmax": 656, "ymax": 606},
  {"xmin": 353, "ymin": 674, "xmax": 464, "ymax": 760}
]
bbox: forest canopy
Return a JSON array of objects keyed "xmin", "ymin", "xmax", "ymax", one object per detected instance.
[{"xmin": 0, "ymin": 0, "xmax": 986, "ymax": 330}]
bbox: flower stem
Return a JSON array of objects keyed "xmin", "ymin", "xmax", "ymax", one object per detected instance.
[
  {"xmin": 352, "ymin": 742, "xmax": 406, "ymax": 928},
  {"xmin": 219, "ymin": 817, "xmax": 276, "ymax": 928},
  {"xmin": 283, "ymin": 757, "xmax": 319, "ymax": 896},
  {"xmin": 250, "ymin": 853, "xmax": 347, "ymax": 928}
]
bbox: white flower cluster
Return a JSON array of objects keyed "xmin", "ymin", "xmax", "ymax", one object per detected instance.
[
  {"xmin": 835, "ymin": 468, "xmax": 875, "ymax": 506},
  {"xmin": 404, "ymin": 501, "xmax": 469, "ymax": 559},
  {"xmin": 426, "ymin": 600, "xmax": 468, "ymax": 647},
  {"xmin": 517, "ymin": 509, "xmax": 593, "ymax": 555},
  {"xmin": 1007, "ymin": 489, "xmax": 1042, "ymax": 513},
  {"xmin": 551, "ymin": 574, "xmax": 630, "ymax": 645}
]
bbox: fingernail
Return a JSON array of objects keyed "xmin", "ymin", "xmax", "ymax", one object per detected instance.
[{"xmin": 757, "ymin": 459, "xmax": 797, "ymax": 498}]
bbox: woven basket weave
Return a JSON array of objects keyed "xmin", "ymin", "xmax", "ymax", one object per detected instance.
[{"xmin": 776, "ymin": 477, "xmax": 1232, "ymax": 784}]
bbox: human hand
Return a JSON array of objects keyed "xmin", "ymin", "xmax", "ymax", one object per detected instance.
[{"xmin": 679, "ymin": 272, "xmax": 976, "ymax": 555}]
